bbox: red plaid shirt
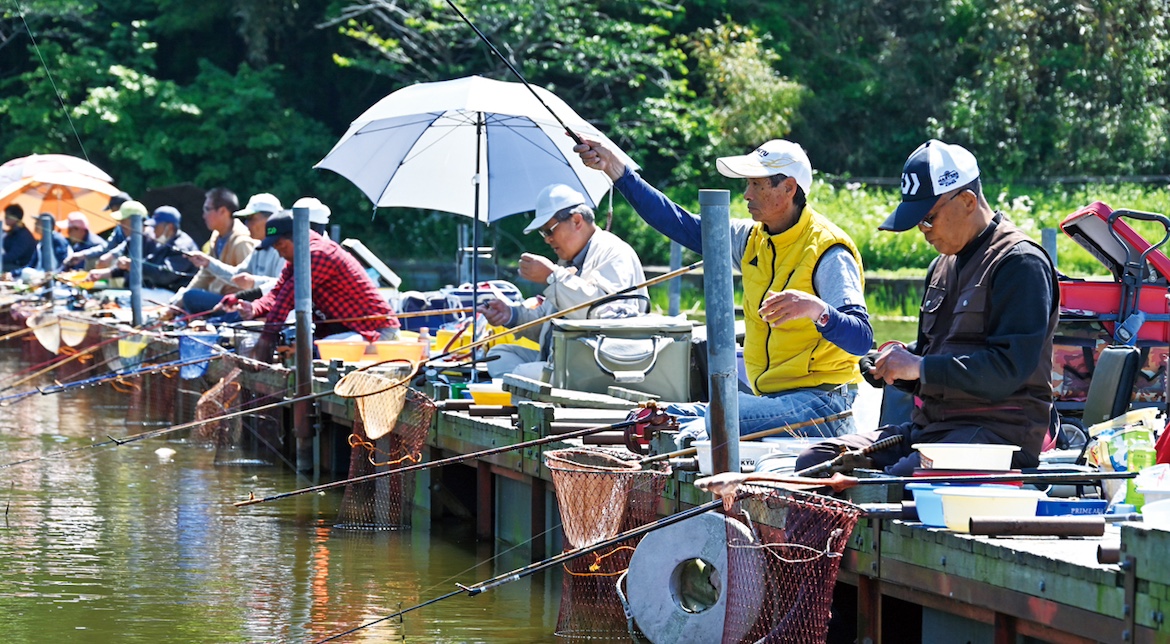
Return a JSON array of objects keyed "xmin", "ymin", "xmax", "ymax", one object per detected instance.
[{"xmin": 250, "ymin": 232, "xmax": 399, "ymax": 342}]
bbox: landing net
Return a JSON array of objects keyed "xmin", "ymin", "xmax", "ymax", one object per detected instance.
[
  {"xmin": 721, "ymin": 486, "xmax": 861, "ymax": 643},
  {"xmin": 333, "ymin": 386, "xmax": 434, "ymax": 531},
  {"xmin": 545, "ymin": 447, "xmax": 669, "ymax": 640}
]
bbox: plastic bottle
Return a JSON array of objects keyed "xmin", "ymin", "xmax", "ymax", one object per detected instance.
[
  {"xmin": 418, "ymin": 326, "xmax": 432, "ymax": 360},
  {"xmin": 1126, "ymin": 431, "xmax": 1157, "ymax": 510}
]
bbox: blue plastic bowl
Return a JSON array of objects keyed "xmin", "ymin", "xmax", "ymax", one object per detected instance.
[{"xmin": 906, "ymin": 483, "xmax": 947, "ymax": 527}]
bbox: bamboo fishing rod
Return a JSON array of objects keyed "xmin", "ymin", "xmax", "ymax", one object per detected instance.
[
  {"xmin": 315, "ymin": 494, "xmax": 737, "ymax": 643},
  {"xmin": 641, "ymin": 409, "xmax": 855, "ymax": 464},
  {"xmin": 234, "ymin": 417, "xmax": 641, "ymax": 507}
]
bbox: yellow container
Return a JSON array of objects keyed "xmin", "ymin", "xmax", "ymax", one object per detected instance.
[
  {"xmin": 315, "ymin": 340, "xmax": 372, "ymax": 362},
  {"xmin": 371, "ymin": 340, "xmax": 426, "ymax": 363},
  {"xmin": 467, "ymin": 382, "xmax": 512, "ymax": 406},
  {"xmin": 435, "ymin": 325, "xmax": 540, "ymax": 352}
]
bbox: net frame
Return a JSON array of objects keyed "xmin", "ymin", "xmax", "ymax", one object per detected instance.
[
  {"xmin": 721, "ymin": 485, "xmax": 862, "ymax": 643},
  {"xmin": 333, "ymin": 387, "xmax": 435, "ymax": 531},
  {"xmin": 544, "ymin": 447, "xmax": 670, "ymax": 640}
]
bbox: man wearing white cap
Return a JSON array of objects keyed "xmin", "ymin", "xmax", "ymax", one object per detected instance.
[
  {"xmin": 191, "ymin": 192, "xmax": 287, "ymax": 303},
  {"xmin": 477, "ymin": 183, "xmax": 648, "ymax": 379},
  {"xmin": 575, "ymin": 138, "xmax": 871, "ymax": 443},
  {"xmin": 796, "ymin": 139, "xmax": 1059, "ymax": 476},
  {"xmin": 294, "ymin": 197, "xmax": 331, "ymax": 236},
  {"xmin": 176, "ymin": 187, "xmax": 258, "ymax": 313}
]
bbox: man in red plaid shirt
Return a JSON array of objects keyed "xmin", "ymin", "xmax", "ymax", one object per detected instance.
[{"xmin": 226, "ymin": 212, "xmax": 399, "ymax": 342}]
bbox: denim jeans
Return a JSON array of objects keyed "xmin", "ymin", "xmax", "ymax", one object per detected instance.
[{"xmin": 667, "ymin": 385, "xmax": 858, "ymax": 447}]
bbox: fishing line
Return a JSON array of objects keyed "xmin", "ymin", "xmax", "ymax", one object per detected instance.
[
  {"xmin": 9, "ymin": 0, "xmax": 90, "ymax": 161},
  {"xmin": 444, "ymin": 0, "xmax": 582, "ymax": 145}
]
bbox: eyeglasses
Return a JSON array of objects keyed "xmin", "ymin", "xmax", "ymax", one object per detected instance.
[
  {"xmin": 918, "ymin": 189, "xmax": 967, "ymax": 230},
  {"xmin": 537, "ymin": 220, "xmax": 563, "ymax": 239}
]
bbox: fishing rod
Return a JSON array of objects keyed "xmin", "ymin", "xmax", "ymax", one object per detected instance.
[
  {"xmin": 35, "ymin": 352, "xmax": 221, "ymax": 395},
  {"xmin": 0, "ymin": 382, "xmax": 319, "ymax": 469},
  {"xmin": 642, "ymin": 410, "xmax": 855, "ymax": 464},
  {"xmin": 234, "ymin": 417, "xmax": 642, "ymax": 507},
  {"xmin": 315, "ymin": 494, "xmax": 738, "ymax": 643},
  {"xmin": 794, "ymin": 434, "xmax": 904, "ymax": 477},
  {"xmin": 443, "ymin": 0, "xmax": 582, "ymax": 145},
  {"xmin": 694, "ymin": 469, "xmax": 1141, "ymax": 497},
  {"xmin": 427, "ymin": 260, "xmax": 703, "ymax": 365},
  {"xmin": 0, "ymin": 346, "xmax": 183, "ymax": 405}
]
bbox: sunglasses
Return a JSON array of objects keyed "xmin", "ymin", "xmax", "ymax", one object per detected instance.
[
  {"xmin": 918, "ymin": 189, "xmax": 967, "ymax": 230},
  {"xmin": 537, "ymin": 220, "xmax": 563, "ymax": 239}
]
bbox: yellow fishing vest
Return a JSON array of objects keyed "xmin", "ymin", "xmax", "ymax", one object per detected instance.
[{"xmin": 741, "ymin": 207, "xmax": 864, "ymax": 394}]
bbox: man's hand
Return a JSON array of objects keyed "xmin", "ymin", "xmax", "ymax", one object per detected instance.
[
  {"xmin": 115, "ymin": 256, "xmax": 131, "ymax": 271},
  {"xmin": 86, "ymin": 267, "xmax": 113, "ymax": 282},
  {"xmin": 476, "ymin": 297, "xmax": 512, "ymax": 326},
  {"xmin": 186, "ymin": 251, "xmax": 210, "ymax": 269},
  {"xmin": 573, "ymin": 137, "xmax": 626, "ymax": 182},
  {"xmin": 231, "ymin": 273, "xmax": 256, "ymax": 290},
  {"xmin": 758, "ymin": 290, "xmax": 826, "ymax": 327},
  {"xmin": 871, "ymin": 341, "xmax": 922, "ymax": 385},
  {"xmin": 518, "ymin": 252, "xmax": 557, "ymax": 284}
]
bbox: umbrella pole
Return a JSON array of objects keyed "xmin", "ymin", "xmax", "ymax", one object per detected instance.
[{"xmin": 469, "ymin": 112, "xmax": 484, "ymax": 382}]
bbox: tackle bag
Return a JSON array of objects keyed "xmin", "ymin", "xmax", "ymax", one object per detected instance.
[{"xmin": 550, "ymin": 316, "xmax": 693, "ymax": 401}]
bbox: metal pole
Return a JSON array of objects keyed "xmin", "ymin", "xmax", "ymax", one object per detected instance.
[
  {"xmin": 668, "ymin": 240, "xmax": 682, "ymax": 316},
  {"xmin": 699, "ymin": 189, "xmax": 738, "ymax": 475},
  {"xmin": 1041, "ymin": 228, "xmax": 1058, "ymax": 270},
  {"xmin": 38, "ymin": 214, "xmax": 55, "ymax": 273},
  {"xmin": 292, "ymin": 205, "xmax": 315, "ymax": 472},
  {"xmin": 129, "ymin": 211, "xmax": 143, "ymax": 327}
]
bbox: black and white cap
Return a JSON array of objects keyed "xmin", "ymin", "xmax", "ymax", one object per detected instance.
[{"xmin": 879, "ymin": 139, "xmax": 980, "ymax": 232}]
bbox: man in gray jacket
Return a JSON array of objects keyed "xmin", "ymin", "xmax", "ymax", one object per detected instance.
[{"xmin": 478, "ymin": 184, "xmax": 648, "ymax": 379}]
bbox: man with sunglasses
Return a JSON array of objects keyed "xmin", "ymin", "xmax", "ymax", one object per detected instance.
[
  {"xmin": 477, "ymin": 183, "xmax": 648, "ymax": 379},
  {"xmin": 575, "ymin": 138, "xmax": 871, "ymax": 445},
  {"xmin": 796, "ymin": 139, "xmax": 1059, "ymax": 475}
]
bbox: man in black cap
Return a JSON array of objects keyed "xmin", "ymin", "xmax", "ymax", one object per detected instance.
[
  {"xmin": 796, "ymin": 139, "xmax": 1059, "ymax": 475},
  {"xmin": 87, "ymin": 203, "xmax": 197, "ymax": 290}
]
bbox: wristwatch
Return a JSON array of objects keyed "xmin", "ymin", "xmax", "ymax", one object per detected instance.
[{"xmin": 815, "ymin": 305, "xmax": 831, "ymax": 328}]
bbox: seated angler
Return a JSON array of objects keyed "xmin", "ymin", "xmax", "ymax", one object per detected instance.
[
  {"xmin": 795, "ymin": 140, "xmax": 1059, "ymax": 476},
  {"xmin": 220, "ymin": 212, "xmax": 399, "ymax": 354}
]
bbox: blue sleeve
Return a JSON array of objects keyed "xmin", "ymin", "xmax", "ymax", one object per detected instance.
[
  {"xmin": 817, "ymin": 304, "xmax": 873, "ymax": 356},
  {"xmin": 613, "ymin": 167, "xmax": 705, "ymax": 253}
]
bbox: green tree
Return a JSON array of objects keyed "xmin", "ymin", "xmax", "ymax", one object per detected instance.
[{"xmin": 934, "ymin": 0, "xmax": 1170, "ymax": 179}]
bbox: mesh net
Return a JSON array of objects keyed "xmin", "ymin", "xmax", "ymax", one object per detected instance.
[
  {"xmin": 721, "ymin": 486, "xmax": 862, "ymax": 643},
  {"xmin": 334, "ymin": 388, "xmax": 434, "ymax": 531},
  {"xmin": 193, "ymin": 368, "xmax": 244, "ymax": 462},
  {"xmin": 545, "ymin": 447, "xmax": 669, "ymax": 640},
  {"xmin": 333, "ymin": 367, "xmax": 412, "ymax": 440}
]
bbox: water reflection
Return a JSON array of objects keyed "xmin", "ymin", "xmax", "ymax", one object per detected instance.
[{"xmin": 0, "ymin": 348, "xmax": 560, "ymax": 642}]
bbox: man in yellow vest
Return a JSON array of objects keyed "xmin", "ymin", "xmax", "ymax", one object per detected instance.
[{"xmin": 575, "ymin": 139, "xmax": 872, "ymax": 443}]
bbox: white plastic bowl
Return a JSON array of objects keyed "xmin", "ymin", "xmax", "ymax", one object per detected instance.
[
  {"xmin": 934, "ymin": 486, "xmax": 1046, "ymax": 533},
  {"xmin": 1141, "ymin": 498, "xmax": 1170, "ymax": 529},
  {"xmin": 913, "ymin": 443, "xmax": 1020, "ymax": 471},
  {"xmin": 693, "ymin": 440, "xmax": 778, "ymax": 475}
]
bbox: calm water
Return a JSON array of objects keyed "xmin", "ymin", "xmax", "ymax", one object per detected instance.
[{"xmin": 0, "ymin": 347, "xmax": 560, "ymax": 643}]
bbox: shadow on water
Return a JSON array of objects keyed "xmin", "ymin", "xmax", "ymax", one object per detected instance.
[{"xmin": 0, "ymin": 346, "xmax": 561, "ymax": 642}]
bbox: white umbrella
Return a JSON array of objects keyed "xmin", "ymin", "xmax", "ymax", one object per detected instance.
[
  {"xmin": 0, "ymin": 153, "xmax": 114, "ymax": 189},
  {"xmin": 315, "ymin": 75, "xmax": 638, "ymax": 223}
]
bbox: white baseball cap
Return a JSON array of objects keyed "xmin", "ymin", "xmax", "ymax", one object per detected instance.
[
  {"xmin": 234, "ymin": 193, "xmax": 283, "ymax": 217},
  {"xmin": 291, "ymin": 197, "xmax": 331, "ymax": 225},
  {"xmin": 715, "ymin": 139, "xmax": 813, "ymax": 195},
  {"xmin": 524, "ymin": 184, "xmax": 587, "ymax": 234},
  {"xmin": 880, "ymin": 139, "xmax": 981, "ymax": 232}
]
